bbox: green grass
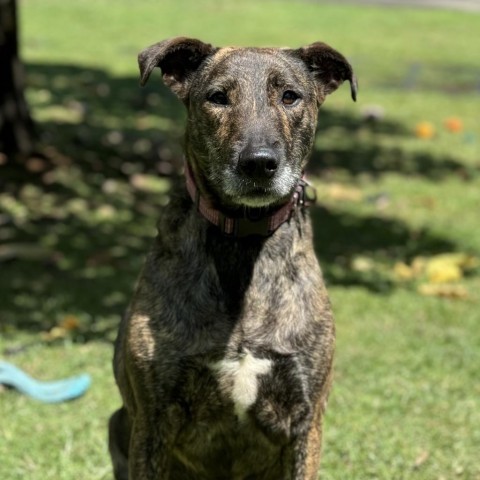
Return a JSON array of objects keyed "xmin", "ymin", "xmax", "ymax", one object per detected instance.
[{"xmin": 1, "ymin": 1, "xmax": 480, "ymax": 479}]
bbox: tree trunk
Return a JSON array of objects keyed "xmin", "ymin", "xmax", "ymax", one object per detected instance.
[{"xmin": 0, "ymin": 0, "xmax": 35, "ymax": 158}]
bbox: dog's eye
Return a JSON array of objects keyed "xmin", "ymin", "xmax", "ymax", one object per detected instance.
[
  {"xmin": 282, "ymin": 90, "xmax": 300, "ymax": 106},
  {"xmin": 208, "ymin": 91, "xmax": 228, "ymax": 105}
]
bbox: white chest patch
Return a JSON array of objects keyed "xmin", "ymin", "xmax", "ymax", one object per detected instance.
[{"xmin": 210, "ymin": 350, "xmax": 272, "ymax": 419}]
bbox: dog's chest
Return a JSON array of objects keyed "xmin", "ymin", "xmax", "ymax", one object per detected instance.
[
  {"xmin": 209, "ymin": 349, "xmax": 273, "ymax": 419},
  {"xmin": 203, "ymin": 345, "xmax": 312, "ymax": 443},
  {"xmin": 168, "ymin": 250, "xmax": 321, "ymax": 439}
]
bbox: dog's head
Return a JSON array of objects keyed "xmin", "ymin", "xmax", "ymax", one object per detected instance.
[{"xmin": 139, "ymin": 37, "xmax": 357, "ymax": 210}]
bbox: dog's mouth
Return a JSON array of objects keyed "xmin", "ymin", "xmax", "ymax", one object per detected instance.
[
  {"xmin": 217, "ymin": 165, "xmax": 298, "ymax": 208},
  {"xmin": 234, "ymin": 187, "xmax": 282, "ymax": 208},
  {"xmin": 220, "ymin": 182, "xmax": 288, "ymax": 209}
]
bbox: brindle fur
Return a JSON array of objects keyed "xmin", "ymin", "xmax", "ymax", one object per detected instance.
[{"xmin": 109, "ymin": 37, "xmax": 356, "ymax": 480}]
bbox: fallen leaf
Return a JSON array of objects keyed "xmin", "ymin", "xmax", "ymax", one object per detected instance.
[
  {"xmin": 393, "ymin": 262, "xmax": 415, "ymax": 281},
  {"xmin": 42, "ymin": 326, "xmax": 68, "ymax": 341},
  {"xmin": 59, "ymin": 315, "xmax": 80, "ymax": 331},
  {"xmin": 411, "ymin": 256, "xmax": 427, "ymax": 276},
  {"xmin": 393, "ymin": 256, "xmax": 426, "ymax": 282},
  {"xmin": 426, "ymin": 253, "xmax": 478, "ymax": 284},
  {"xmin": 326, "ymin": 183, "xmax": 363, "ymax": 202},
  {"xmin": 418, "ymin": 283, "xmax": 469, "ymax": 299},
  {"xmin": 427, "ymin": 263, "xmax": 462, "ymax": 284},
  {"xmin": 413, "ymin": 450, "xmax": 429, "ymax": 469}
]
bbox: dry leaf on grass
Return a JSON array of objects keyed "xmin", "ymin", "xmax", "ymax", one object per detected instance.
[
  {"xmin": 393, "ymin": 253, "xmax": 477, "ymax": 285},
  {"xmin": 393, "ymin": 262, "xmax": 416, "ymax": 281},
  {"xmin": 418, "ymin": 283, "xmax": 469, "ymax": 299},
  {"xmin": 427, "ymin": 262, "xmax": 462, "ymax": 284},
  {"xmin": 326, "ymin": 183, "xmax": 363, "ymax": 202},
  {"xmin": 59, "ymin": 315, "xmax": 81, "ymax": 331},
  {"xmin": 41, "ymin": 315, "xmax": 81, "ymax": 340},
  {"xmin": 426, "ymin": 253, "xmax": 478, "ymax": 284},
  {"xmin": 42, "ymin": 326, "xmax": 68, "ymax": 341},
  {"xmin": 393, "ymin": 257, "xmax": 426, "ymax": 282},
  {"xmin": 413, "ymin": 450, "xmax": 430, "ymax": 469}
]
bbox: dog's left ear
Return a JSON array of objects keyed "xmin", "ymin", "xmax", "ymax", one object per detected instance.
[
  {"xmin": 293, "ymin": 42, "xmax": 357, "ymax": 103},
  {"xmin": 138, "ymin": 37, "xmax": 217, "ymax": 100}
]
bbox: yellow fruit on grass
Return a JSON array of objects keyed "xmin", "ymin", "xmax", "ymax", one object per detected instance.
[{"xmin": 415, "ymin": 121, "xmax": 435, "ymax": 139}]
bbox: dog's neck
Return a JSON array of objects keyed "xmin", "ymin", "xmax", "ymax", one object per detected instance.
[{"xmin": 184, "ymin": 162, "xmax": 316, "ymax": 238}]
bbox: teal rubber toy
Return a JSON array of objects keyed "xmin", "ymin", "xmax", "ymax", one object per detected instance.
[{"xmin": 0, "ymin": 360, "xmax": 91, "ymax": 403}]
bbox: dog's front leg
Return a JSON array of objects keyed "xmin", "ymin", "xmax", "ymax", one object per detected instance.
[
  {"xmin": 289, "ymin": 428, "xmax": 322, "ymax": 480},
  {"xmin": 128, "ymin": 414, "xmax": 172, "ymax": 480},
  {"xmin": 289, "ymin": 403, "xmax": 325, "ymax": 480}
]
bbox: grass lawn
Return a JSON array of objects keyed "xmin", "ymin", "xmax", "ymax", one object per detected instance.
[{"xmin": 1, "ymin": 1, "xmax": 479, "ymax": 478}]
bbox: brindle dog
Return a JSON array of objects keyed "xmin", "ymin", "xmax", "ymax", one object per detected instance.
[{"xmin": 109, "ymin": 37, "xmax": 357, "ymax": 480}]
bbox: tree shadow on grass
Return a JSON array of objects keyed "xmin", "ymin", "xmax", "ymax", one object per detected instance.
[
  {"xmin": 26, "ymin": 63, "xmax": 187, "ymax": 177},
  {"xmin": 0, "ymin": 62, "xmax": 473, "ymax": 341},
  {"xmin": 311, "ymin": 206, "xmax": 456, "ymax": 292},
  {"xmin": 310, "ymin": 110, "xmax": 475, "ymax": 179}
]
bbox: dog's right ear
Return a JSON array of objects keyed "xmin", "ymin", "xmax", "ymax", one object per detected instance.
[{"xmin": 138, "ymin": 37, "xmax": 217, "ymax": 99}]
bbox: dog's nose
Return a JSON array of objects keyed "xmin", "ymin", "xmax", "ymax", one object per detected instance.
[{"xmin": 238, "ymin": 147, "xmax": 279, "ymax": 180}]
